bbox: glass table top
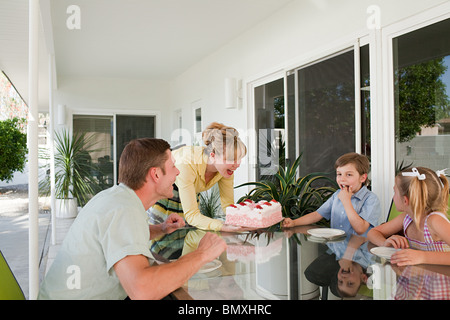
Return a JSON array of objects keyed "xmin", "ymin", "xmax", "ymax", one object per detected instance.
[{"xmin": 149, "ymin": 225, "xmax": 450, "ymax": 300}]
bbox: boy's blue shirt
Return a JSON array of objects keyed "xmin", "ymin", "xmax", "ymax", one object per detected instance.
[{"xmin": 316, "ymin": 185, "xmax": 381, "ymax": 236}]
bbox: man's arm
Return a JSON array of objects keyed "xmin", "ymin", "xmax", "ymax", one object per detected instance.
[{"xmin": 114, "ymin": 232, "xmax": 226, "ymax": 299}]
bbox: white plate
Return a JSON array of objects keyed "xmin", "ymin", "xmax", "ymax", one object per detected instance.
[
  {"xmin": 197, "ymin": 259, "xmax": 222, "ymax": 274},
  {"xmin": 307, "ymin": 228, "xmax": 345, "ymax": 239},
  {"xmin": 370, "ymin": 247, "xmax": 399, "ymax": 260}
]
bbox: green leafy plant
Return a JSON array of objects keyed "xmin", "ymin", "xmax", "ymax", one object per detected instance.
[
  {"xmin": 396, "ymin": 57, "xmax": 450, "ymax": 143},
  {"xmin": 198, "ymin": 184, "xmax": 222, "ymax": 219},
  {"xmin": 236, "ymin": 153, "xmax": 338, "ymax": 220},
  {"xmin": 54, "ymin": 130, "xmax": 101, "ymax": 206},
  {"xmin": 395, "ymin": 159, "xmax": 413, "ymax": 175},
  {"xmin": 0, "ymin": 118, "xmax": 27, "ymax": 182}
]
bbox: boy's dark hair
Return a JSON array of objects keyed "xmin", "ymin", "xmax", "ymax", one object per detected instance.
[
  {"xmin": 335, "ymin": 153, "xmax": 370, "ymax": 185},
  {"xmin": 118, "ymin": 138, "xmax": 171, "ymax": 190}
]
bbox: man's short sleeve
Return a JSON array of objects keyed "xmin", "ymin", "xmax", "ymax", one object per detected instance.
[{"xmin": 99, "ymin": 207, "xmax": 152, "ymax": 273}]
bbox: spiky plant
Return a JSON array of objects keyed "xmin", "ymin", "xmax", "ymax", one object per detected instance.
[{"xmin": 236, "ymin": 153, "xmax": 338, "ymax": 219}]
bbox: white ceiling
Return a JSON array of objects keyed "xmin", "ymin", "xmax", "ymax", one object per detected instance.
[{"xmin": 0, "ymin": 0, "xmax": 293, "ymax": 109}]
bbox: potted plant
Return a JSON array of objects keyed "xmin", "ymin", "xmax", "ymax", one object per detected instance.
[
  {"xmin": 0, "ymin": 118, "xmax": 27, "ymax": 183},
  {"xmin": 53, "ymin": 129, "xmax": 100, "ymax": 218},
  {"xmin": 236, "ymin": 153, "xmax": 338, "ymax": 223}
]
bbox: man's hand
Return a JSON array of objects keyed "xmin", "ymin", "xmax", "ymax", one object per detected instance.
[
  {"xmin": 196, "ymin": 233, "xmax": 227, "ymax": 263},
  {"xmin": 162, "ymin": 213, "xmax": 185, "ymax": 234}
]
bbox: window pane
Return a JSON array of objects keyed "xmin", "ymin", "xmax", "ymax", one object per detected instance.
[
  {"xmin": 394, "ymin": 18, "xmax": 450, "ymax": 176},
  {"xmin": 360, "ymin": 45, "xmax": 371, "ymax": 158},
  {"xmin": 286, "ymin": 73, "xmax": 297, "ymax": 166},
  {"xmin": 195, "ymin": 108, "xmax": 202, "ymax": 133},
  {"xmin": 297, "ymin": 50, "xmax": 355, "ymax": 176},
  {"xmin": 254, "ymin": 78, "xmax": 285, "ymax": 180}
]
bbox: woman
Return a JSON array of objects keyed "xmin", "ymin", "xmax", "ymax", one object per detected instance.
[{"xmin": 148, "ymin": 122, "xmax": 247, "ymax": 232}]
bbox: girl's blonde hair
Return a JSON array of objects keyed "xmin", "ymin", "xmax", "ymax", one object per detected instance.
[
  {"xmin": 202, "ymin": 122, "xmax": 247, "ymax": 162},
  {"xmin": 396, "ymin": 166, "xmax": 449, "ymax": 226}
]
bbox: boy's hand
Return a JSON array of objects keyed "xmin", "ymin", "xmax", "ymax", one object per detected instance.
[
  {"xmin": 282, "ymin": 218, "xmax": 295, "ymax": 228},
  {"xmin": 338, "ymin": 185, "xmax": 352, "ymax": 204}
]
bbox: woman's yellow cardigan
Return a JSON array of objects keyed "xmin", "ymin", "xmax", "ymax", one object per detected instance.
[{"xmin": 173, "ymin": 146, "xmax": 234, "ymax": 231}]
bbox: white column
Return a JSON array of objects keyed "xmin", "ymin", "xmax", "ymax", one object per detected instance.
[
  {"xmin": 28, "ymin": 0, "xmax": 40, "ymax": 300},
  {"xmin": 354, "ymin": 40, "xmax": 362, "ymax": 154},
  {"xmin": 49, "ymin": 54, "xmax": 56, "ymax": 245},
  {"xmin": 369, "ymin": 29, "xmax": 384, "ymax": 212},
  {"xmin": 369, "ymin": 27, "xmax": 395, "ymax": 220}
]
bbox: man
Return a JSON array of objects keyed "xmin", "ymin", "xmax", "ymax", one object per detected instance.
[{"xmin": 38, "ymin": 138, "xmax": 226, "ymax": 299}]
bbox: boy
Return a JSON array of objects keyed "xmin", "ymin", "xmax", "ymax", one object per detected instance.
[{"xmin": 283, "ymin": 152, "xmax": 381, "ymax": 236}]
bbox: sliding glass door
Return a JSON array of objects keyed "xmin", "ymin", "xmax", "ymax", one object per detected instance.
[
  {"xmin": 73, "ymin": 114, "xmax": 156, "ymax": 193},
  {"xmin": 253, "ymin": 45, "xmax": 371, "ymax": 182}
]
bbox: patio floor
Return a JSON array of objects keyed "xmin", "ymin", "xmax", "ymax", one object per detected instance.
[{"xmin": 0, "ymin": 185, "xmax": 73, "ymax": 299}]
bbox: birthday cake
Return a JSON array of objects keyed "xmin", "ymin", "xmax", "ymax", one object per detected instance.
[{"xmin": 225, "ymin": 199, "xmax": 283, "ymax": 228}]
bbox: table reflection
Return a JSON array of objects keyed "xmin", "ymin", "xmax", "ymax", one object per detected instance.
[{"xmin": 149, "ymin": 225, "xmax": 450, "ymax": 300}]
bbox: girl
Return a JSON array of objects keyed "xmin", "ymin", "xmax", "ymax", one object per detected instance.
[
  {"xmin": 148, "ymin": 122, "xmax": 247, "ymax": 232},
  {"xmin": 368, "ymin": 167, "xmax": 450, "ymax": 266}
]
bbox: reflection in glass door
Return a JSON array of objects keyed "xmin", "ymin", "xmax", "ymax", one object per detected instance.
[
  {"xmin": 393, "ymin": 18, "xmax": 450, "ymax": 177},
  {"xmin": 116, "ymin": 115, "xmax": 156, "ymax": 184},
  {"xmin": 73, "ymin": 115, "xmax": 114, "ymax": 193}
]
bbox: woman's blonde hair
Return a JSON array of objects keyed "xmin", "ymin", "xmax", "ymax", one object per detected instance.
[
  {"xmin": 396, "ymin": 166, "xmax": 449, "ymax": 226},
  {"xmin": 202, "ymin": 122, "xmax": 247, "ymax": 162}
]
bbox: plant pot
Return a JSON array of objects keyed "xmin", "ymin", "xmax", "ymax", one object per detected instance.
[
  {"xmin": 55, "ymin": 198, "xmax": 78, "ymax": 218},
  {"xmin": 255, "ymin": 233, "xmax": 288, "ymax": 299}
]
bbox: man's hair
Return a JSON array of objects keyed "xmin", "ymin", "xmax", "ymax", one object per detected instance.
[
  {"xmin": 118, "ymin": 138, "xmax": 171, "ymax": 190},
  {"xmin": 334, "ymin": 152, "xmax": 371, "ymax": 185}
]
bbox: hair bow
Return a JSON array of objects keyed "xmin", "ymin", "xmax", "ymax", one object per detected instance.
[
  {"xmin": 436, "ymin": 168, "xmax": 448, "ymax": 177},
  {"xmin": 402, "ymin": 167, "xmax": 426, "ymax": 180},
  {"xmin": 436, "ymin": 168, "xmax": 448, "ymax": 188}
]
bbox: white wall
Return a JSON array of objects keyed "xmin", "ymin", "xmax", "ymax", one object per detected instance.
[
  {"xmin": 168, "ymin": 0, "xmax": 449, "ymax": 202},
  {"xmin": 53, "ymin": 75, "xmax": 171, "ymax": 137}
]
